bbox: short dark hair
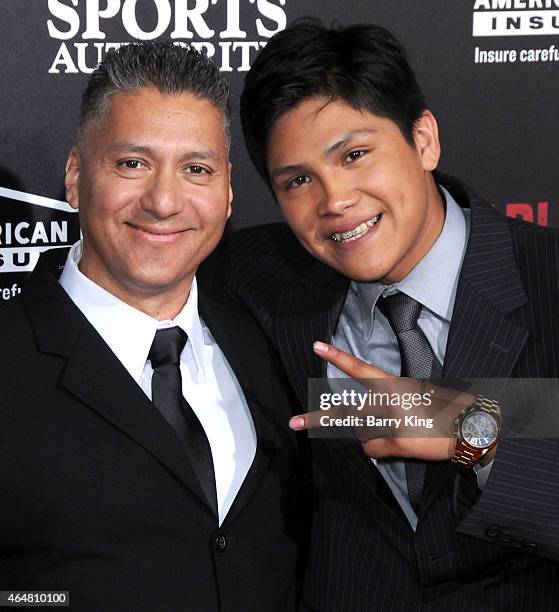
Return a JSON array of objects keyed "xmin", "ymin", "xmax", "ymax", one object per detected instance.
[
  {"xmin": 241, "ymin": 19, "xmax": 427, "ymax": 183},
  {"xmin": 79, "ymin": 41, "xmax": 231, "ymax": 145}
]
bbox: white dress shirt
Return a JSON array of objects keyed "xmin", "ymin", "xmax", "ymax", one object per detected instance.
[{"xmin": 59, "ymin": 240, "xmax": 256, "ymax": 526}]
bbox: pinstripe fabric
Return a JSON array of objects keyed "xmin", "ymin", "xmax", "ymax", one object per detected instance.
[{"xmin": 215, "ymin": 174, "xmax": 559, "ymax": 610}]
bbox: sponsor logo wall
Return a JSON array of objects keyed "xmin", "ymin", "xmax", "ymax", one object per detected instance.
[
  {"xmin": 0, "ymin": 188, "xmax": 79, "ymax": 301},
  {"xmin": 1, "ymin": 1, "xmax": 557, "ymax": 300},
  {"xmin": 46, "ymin": 0, "xmax": 288, "ymax": 74}
]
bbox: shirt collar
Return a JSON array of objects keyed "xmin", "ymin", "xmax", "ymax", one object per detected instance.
[
  {"xmin": 355, "ymin": 186, "xmax": 470, "ymax": 336},
  {"xmin": 58, "ymin": 240, "xmax": 206, "ymax": 384}
]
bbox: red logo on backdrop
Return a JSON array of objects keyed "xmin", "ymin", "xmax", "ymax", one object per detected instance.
[{"xmin": 506, "ymin": 201, "xmax": 549, "ymax": 226}]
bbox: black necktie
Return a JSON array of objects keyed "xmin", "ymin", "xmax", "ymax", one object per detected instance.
[
  {"xmin": 377, "ymin": 292, "xmax": 443, "ymax": 514},
  {"xmin": 148, "ymin": 327, "xmax": 217, "ymax": 515}
]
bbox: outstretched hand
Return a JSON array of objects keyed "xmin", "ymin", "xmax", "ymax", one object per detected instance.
[{"xmin": 290, "ymin": 341, "xmax": 481, "ymax": 462}]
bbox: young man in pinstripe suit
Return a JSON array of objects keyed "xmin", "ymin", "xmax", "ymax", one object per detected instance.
[{"xmin": 219, "ymin": 19, "xmax": 559, "ymax": 611}]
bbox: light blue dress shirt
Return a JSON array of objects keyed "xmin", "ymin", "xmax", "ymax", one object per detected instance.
[{"xmin": 329, "ymin": 187, "xmax": 492, "ymax": 530}]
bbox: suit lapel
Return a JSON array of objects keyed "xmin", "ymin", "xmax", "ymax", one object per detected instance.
[
  {"xmin": 198, "ymin": 290, "xmax": 279, "ymax": 524},
  {"xmin": 421, "ymin": 186, "xmax": 529, "ymax": 514},
  {"xmin": 273, "ymin": 266, "xmax": 410, "ymax": 526},
  {"xmin": 24, "ymin": 254, "xmax": 219, "ymax": 517},
  {"xmin": 443, "ymin": 202, "xmax": 528, "ymax": 383},
  {"xmin": 438, "ymin": 176, "xmax": 529, "ymax": 384}
]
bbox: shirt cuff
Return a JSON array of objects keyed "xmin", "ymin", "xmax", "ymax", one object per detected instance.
[{"xmin": 473, "ymin": 459, "xmax": 494, "ymax": 490}]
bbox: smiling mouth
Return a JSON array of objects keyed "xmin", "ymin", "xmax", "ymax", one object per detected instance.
[
  {"xmin": 128, "ymin": 223, "xmax": 187, "ymax": 238},
  {"xmin": 330, "ymin": 214, "xmax": 382, "ymax": 243}
]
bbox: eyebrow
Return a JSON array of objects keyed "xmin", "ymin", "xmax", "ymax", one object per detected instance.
[
  {"xmin": 324, "ymin": 129, "xmax": 378, "ymax": 156},
  {"xmin": 270, "ymin": 129, "xmax": 378, "ymax": 181},
  {"xmin": 108, "ymin": 142, "xmax": 221, "ymax": 163},
  {"xmin": 270, "ymin": 163, "xmax": 309, "ymax": 182}
]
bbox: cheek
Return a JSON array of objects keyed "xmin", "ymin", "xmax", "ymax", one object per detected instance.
[
  {"xmin": 89, "ymin": 178, "xmax": 138, "ymax": 212},
  {"xmin": 79, "ymin": 200, "xmax": 123, "ymax": 249},
  {"xmin": 199, "ymin": 197, "xmax": 231, "ymax": 226},
  {"xmin": 280, "ymin": 200, "xmax": 314, "ymax": 236},
  {"xmin": 369, "ymin": 154, "xmax": 422, "ymax": 199}
]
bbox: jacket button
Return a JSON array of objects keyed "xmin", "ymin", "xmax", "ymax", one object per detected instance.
[
  {"xmin": 511, "ymin": 536, "xmax": 525, "ymax": 548},
  {"xmin": 215, "ymin": 533, "xmax": 227, "ymax": 553},
  {"xmin": 525, "ymin": 542, "xmax": 538, "ymax": 553},
  {"xmin": 485, "ymin": 525, "xmax": 499, "ymax": 538},
  {"xmin": 498, "ymin": 532, "xmax": 512, "ymax": 544}
]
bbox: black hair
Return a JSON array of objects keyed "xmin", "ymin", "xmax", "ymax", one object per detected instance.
[
  {"xmin": 241, "ymin": 19, "xmax": 427, "ymax": 183},
  {"xmin": 79, "ymin": 41, "xmax": 231, "ymax": 145}
]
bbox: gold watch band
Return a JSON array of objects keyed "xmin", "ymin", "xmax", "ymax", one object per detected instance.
[
  {"xmin": 452, "ymin": 445, "xmax": 485, "ymax": 468},
  {"xmin": 451, "ymin": 395, "xmax": 500, "ymax": 468}
]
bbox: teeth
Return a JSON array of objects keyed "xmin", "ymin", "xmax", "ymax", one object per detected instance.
[{"xmin": 331, "ymin": 215, "xmax": 381, "ymax": 243}]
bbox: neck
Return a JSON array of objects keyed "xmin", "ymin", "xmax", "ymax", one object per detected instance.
[
  {"xmin": 77, "ymin": 261, "xmax": 194, "ymax": 321},
  {"xmin": 121, "ymin": 289, "xmax": 192, "ymax": 321}
]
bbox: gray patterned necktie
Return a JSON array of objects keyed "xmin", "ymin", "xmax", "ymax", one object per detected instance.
[{"xmin": 377, "ymin": 292, "xmax": 443, "ymax": 514}]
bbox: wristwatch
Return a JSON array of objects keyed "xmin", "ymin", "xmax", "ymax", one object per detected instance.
[{"xmin": 451, "ymin": 395, "xmax": 500, "ymax": 468}]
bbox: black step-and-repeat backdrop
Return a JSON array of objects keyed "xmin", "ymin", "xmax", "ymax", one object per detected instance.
[{"xmin": 1, "ymin": 1, "xmax": 558, "ymax": 302}]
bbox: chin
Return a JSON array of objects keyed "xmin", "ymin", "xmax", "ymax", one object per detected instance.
[
  {"xmin": 349, "ymin": 273, "xmax": 384, "ymax": 283},
  {"xmin": 328, "ymin": 261, "xmax": 383, "ymax": 283},
  {"xmin": 128, "ymin": 273, "xmax": 186, "ymax": 294}
]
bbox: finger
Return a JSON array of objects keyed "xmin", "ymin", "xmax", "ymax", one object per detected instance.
[
  {"xmin": 361, "ymin": 437, "xmax": 429, "ymax": 460},
  {"xmin": 361, "ymin": 438, "xmax": 396, "ymax": 459},
  {"xmin": 313, "ymin": 341, "xmax": 394, "ymax": 384},
  {"xmin": 362, "ymin": 436, "xmax": 455, "ymax": 461},
  {"xmin": 289, "ymin": 414, "xmax": 309, "ymax": 431},
  {"xmin": 289, "ymin": 406, "xmax": 348, "ymax": 431}
]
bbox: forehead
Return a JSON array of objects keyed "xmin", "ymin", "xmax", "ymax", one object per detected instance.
[
  {"xmin": 267, "ymin": 97, "xmax": 403, "ymax": 165},
  {"xmin": 84, "ymin": 86, "xmax": 227, "ymax": 151}
]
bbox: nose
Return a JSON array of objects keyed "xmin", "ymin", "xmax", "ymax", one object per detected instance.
[
  {"xmin": 316, "ymin": 174, "xmax": 358, "ymax": 217},
  {"xmin": 141, "ymin": 167, "xmax": 183, "ymax": 219}
]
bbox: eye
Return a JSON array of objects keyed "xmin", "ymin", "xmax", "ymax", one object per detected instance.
[
  {"xmin": 344, "ymin": 149, "xmax": 368, "ymax": 163},
  {"xmin": 118, "ymin": 159, "xmax": 145, "ymax": 169},
  {"xmin": 186, "ymin": 165, "xmax": 210, "ymax": 175},
  {"xmin": 286, "ymin": 175, "xmax": 310, "ymax": 190}
]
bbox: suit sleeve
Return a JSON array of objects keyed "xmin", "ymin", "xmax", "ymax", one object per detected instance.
[{"xmin": 457, "ymin": 438, "xmax": 559, "ymax": 562}]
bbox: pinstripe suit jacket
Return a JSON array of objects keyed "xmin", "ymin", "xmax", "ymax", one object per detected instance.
[{"xmin": 215, "ymin": 174, "xmax": 559, "ymax": 610}]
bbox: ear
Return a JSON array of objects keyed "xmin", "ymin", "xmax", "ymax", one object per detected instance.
[
  {"xmin": 65, "ymin": 147, "xmax": 81, "ymax": 210},
  {"xmin": 414, "ymin": 110, "xmax": 441, "ymax": 172},
  {"xmin": 226, "ymin": 161, "xmax": 233, "ymax": 220}
]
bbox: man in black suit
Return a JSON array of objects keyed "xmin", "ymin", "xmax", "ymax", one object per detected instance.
[
  {"xmin": 0, "ymin": 42, "xmax": 304, "ymax": 611},
  {"xmin": 220, "ymin": 20, "xmax": 559, "ymax": 610}
]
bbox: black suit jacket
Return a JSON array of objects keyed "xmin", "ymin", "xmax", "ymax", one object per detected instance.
[
  {"xmin": 217, "ymin": 175, "xmax": 559, "ymax": 610},
  {"xmin": 0, "ymin": 251, "xmax": 306, "ymax": 612}
]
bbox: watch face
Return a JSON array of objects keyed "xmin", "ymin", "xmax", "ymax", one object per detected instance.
[{"xmin": 461, "ymin": 412, "xmax": 498, "ymax": 448}]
